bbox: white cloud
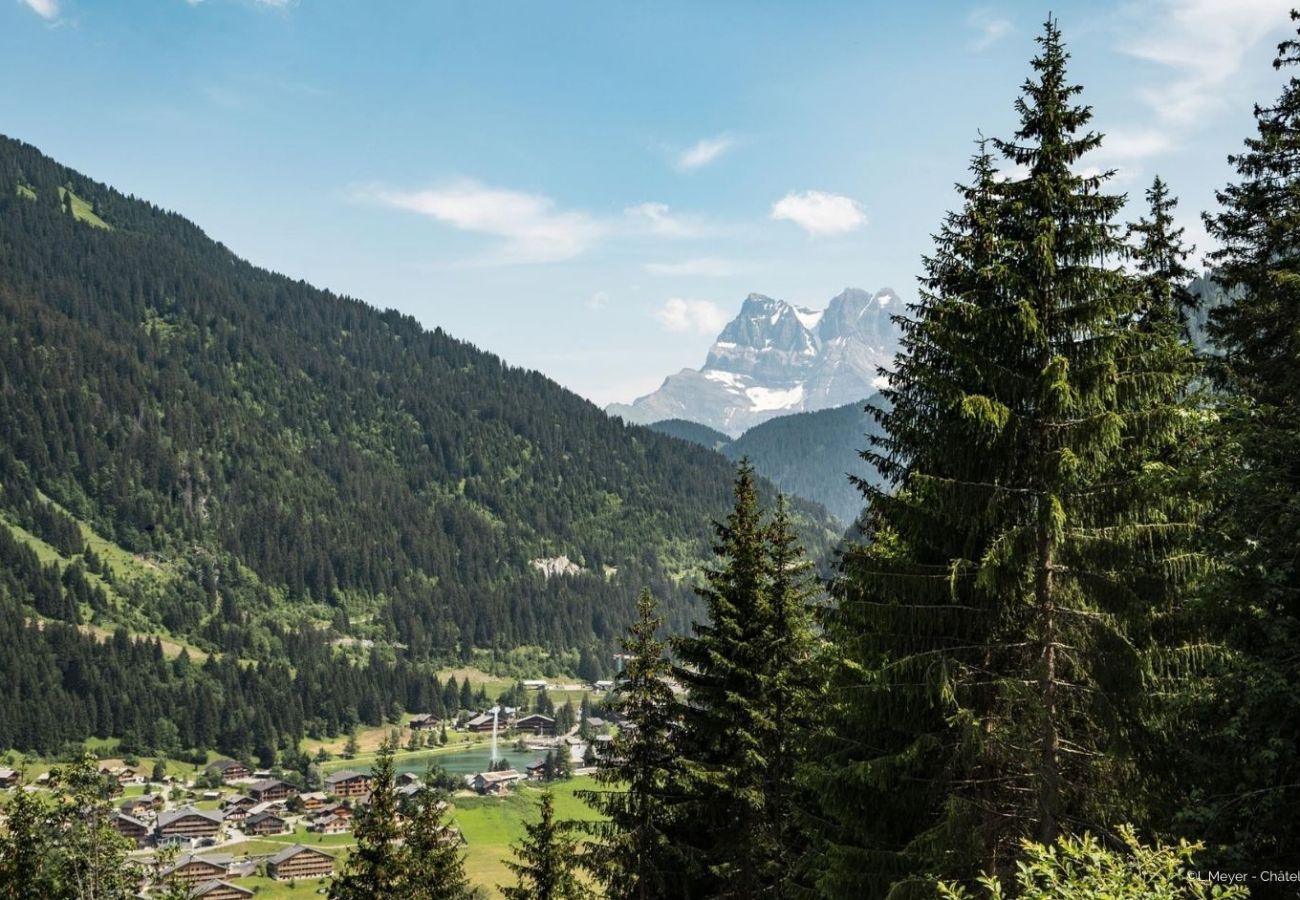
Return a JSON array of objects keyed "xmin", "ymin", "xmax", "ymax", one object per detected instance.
[
  {"xmin": 643, "ymin": 257, "xmax": 748, "ymax": 277},
  {"xmin": 368, "ymin": 180, "xmax": 605, "ymax": 264},
  {"xmin": 1100, "ymin": 128, "xmax": 1173, "ymax": 160},
  {"xmin": 624, "ymin": 202, "xmax": 716, "ymax": 239},
  {"xmin": 655, "ymin": 298, "xmax": 729, "ymax": 334},
  {"xmin": 770, "ymin": 190, "xmax": 866, "ymax": 236},
  {"xmin": 587, "ymin": 291, "xmax": 609, "ymax": 310},
  {"xmin": 968, "ymin": 8, "xmax": 1012, "ymax": 51},
  {"xmin": 20, "ymin": 0, "xmax": 58, "ymax": 19},
  {"xmin": 675, "ymin": 134, "xmax": 736, "ymax": 171},
  {"xmin": 1120, "ymin": 0, "xmax": 1292, "ymax": 127}
]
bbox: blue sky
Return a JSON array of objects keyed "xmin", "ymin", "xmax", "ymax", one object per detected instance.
[{"xmin": 2, "ymin": 0, "xmax": 1294, "ymax": 404}]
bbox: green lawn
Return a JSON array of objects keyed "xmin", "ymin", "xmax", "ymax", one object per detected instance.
[
  {"xmin": 16, "ymin": 183, "xmax": 36, "ymax": 201},
  {"xmin": 56, "ymin": 186, "xmax": 110, "ymax": 229}
]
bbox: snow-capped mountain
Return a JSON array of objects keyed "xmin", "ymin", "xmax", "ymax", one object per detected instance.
[{"xmin": 608, "ymin": 287, "xmax": 901, "ymax": 436}]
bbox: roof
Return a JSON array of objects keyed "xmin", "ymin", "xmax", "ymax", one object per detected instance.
[
  {"xmin": 162, "ymin": 854, "xmax": 232, "ymax": 876},
  {"xmin": 473, "ymin": 769, "xmax": 522, "ymax": 784},
  {"xmin": 158, "ymin": 806, "xmax": 223, "ymax": 828},
  {"xmin": 248, "ymin": 778, "xmax": 291, "ymax": 792},
  {"xmin": 189, "ymin": 880, "xmax": 253, "ymax": 899},
  {"xmin": 267, "ymin": 843, "xmax": 335, "ymax": 866},
  {"xmin": 516, "ymin": 713, "xmax": 555, "ymax": 724},
  {"xmin": 206, "ymin": 759, "xmax": 247, "ymax": 772},
  {"xmin": 246, "ymin": 810, "xmax": 286, "ymax": 825},
  {"xmin": 109, "ymin": 811, "xmax": 149, "ymax": 830},
  {"xmin": 324, "ymin": 769, "xmax": 369, "ymax": 784},
  {"xmin": 465, "ymin": 713, "xmax": 496, "ymax": 728}
]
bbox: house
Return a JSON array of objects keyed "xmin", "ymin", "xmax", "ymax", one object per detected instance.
[
  {"xmin": 157, "ymin": 806, "xmax": 223, "ymax": 841},
  {"xmin": 522, "ymin": 679, "xmax": 548, "ymax": 690},
  {"xmin": 161, "ymin": 853, "xmax": 233, "ymax": 886},
  {"xmin": 0, "ymin": 767, "xmax": 20, "ymax": 789},
  {"xmin": 311, "ymin": 814, "xmax": 350, "ymax": 834},
  {"xmin": 187, "ymin": 880, "xmax": 253, "ymax": 900},
  {"xmin": 593, "ymin": 680, "xmax": 614, "ymax": 691},
  {"xmin": 206, "ymin": 759, "xmax": 252, "ymax": 782},
  {"xmin": 316, "ymin": 801, "xmax": 350, "ymax": 819},
  {"xmin": 297, "ymin": 790, "xmax": 328, "ymax": 810},
  {"xmin": 470, "ymin": 769, "xmax": 523, "ymax": 795},
  {"xmin": 247, "ymin": 778, "xmax": 296, "ymax": 803},
  {"xmin": 266, "ymin": 844, "xmax": 335, "ymax": 881},
  {"xmin": 244, "ymin": 810, "xmax": 288, "ymax": 836},
  {"xmin": 120, "ymin": 796, "xmax": 155, "ymax": 818},
  {"xmin": 514, "ymin": 713, "xmax": 556, "ymax": 736},
  {"xmin": 324, "ymin": 769, "xmax": 372, "ymax": 798},
  {"xmin": 108, "ymin": 811, "xmax": 151, "ymax": 848},
  {"xmin": 223, "ymin": 794, "xmax": 254, "ymax": 811},
  {"xmin": 222, "ymin": 805, "xmax": 250, "ymax": 824},
  {"xmin": 465, "ymin": 712, "xmax": 499, "ymax": 733},
  {"xmin": 525, "ymin": 760, "xmax": 548, "ymax": 781},
  {"xmin": 584, "ymin": 717, "xmax": 607, "ymax": 730},
  {"xmin": 408, "ymin": 713, "xmax": 441, "ymax": 730}
]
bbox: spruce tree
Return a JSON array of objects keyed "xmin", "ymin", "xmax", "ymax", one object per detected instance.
[
  {"xmin": 576, "ymin": 588, "xmax": 687, "ymax": 899},
  {"xmin": 1189, "ymin": 8, "xmax": 1300, "ymax": 874},
  {"xmin": 329, "ymin": 738, "xmax": 405, "ymax": 900},
  {"xmin": 501, "ymin": 792, "xmax": 588, "ymax": 900},
  {"xmin": 670, "ymin": 463, "xmax": 819, "ymax": 899},
  {"xmin": 809, "ymin": 21, "xmax": 1200, "ymax": 898},
  {"xmin": 401, "ymin": 778, "xmax": 472, "ymax": 900}
]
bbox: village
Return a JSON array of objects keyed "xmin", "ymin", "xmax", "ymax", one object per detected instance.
[{"xmin": 0, "ymin": 674, "xmax": 621, "ymax": 899}]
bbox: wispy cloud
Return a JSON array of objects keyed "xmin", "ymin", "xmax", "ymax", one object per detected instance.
[
  {"xmin": 968, "ymin": 8, "xmax": 1012, "ymax": 51},
  {"xmin": 367, "ymin": 180, "xmax": 606, "ymax": 264},
  {"xmin": 1119, "ymin": 0, "xmax": 1291, "ymax": 127},
  {"xmin": 624, "ymin": 202, "xmax": 718, "ymax": 239},
  {"xmin": 771, "ymin": 190, "xmax": 865, "ymax": 237},
  {"xmin": 643, "ymin": 257, "xmax": 749, "ymax": 277},
  {"xmin": 674, "ymin": 134, "xmax": 736, "ymax": 171},
  {"xmin": 587, "ymin": 291, "xmax": 609, "ymax": 310},
  {"xmin": 655, "ymin": 298, "xmax": 729, "ymax": 334},
  {"xmin": 20, "ymin": 0, "xmax": 59, "ymax": 20}
]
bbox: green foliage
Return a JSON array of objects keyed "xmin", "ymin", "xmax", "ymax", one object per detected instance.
[
  {"xmin": 501, "ymin": 792, "xmax": 589, "ymax": 900},
  {"xmin": 670, "ymin": 465, "xmax": 821, "ymax": 898},
  {"xmin": 402, "ymin": 777, "xmax": 473, "ymax": 900},
  {"xmin": 937, "ymin": 828, "xmax": 1247, "ymax": 900},
  {"xmin": 576, "ymin": 589, "xmax": 686, "ymax": 899},
  {"xmin": 329, "ymin": 738, "xmax": 405, "ymax": 899},
  {"xmin": 809, "ymin": 21, "xmax": 1202, "ymax": 898}
]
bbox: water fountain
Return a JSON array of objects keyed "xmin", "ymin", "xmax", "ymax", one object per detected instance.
[{"xmin": 489, "ymin": 707, "xmax": 501, "ymax": 764}]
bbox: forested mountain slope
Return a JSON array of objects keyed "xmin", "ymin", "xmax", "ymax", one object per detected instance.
[{"xmin": 0, "ymin": 134, "xmax": 837, "ymax": 704}]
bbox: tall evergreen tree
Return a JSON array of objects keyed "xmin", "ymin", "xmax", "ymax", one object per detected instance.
[
  {"xmin": 329, "ymin": 738, "xmax": 404, "ymax": 900},
  {"xmin": 670, "ymin": 464, "xmax": 820, "ymax": 899},
  {"xmin": 809, "ymin": 21, "xmax": 1200, "ymax": 898},
  {"xmin": 576, "ymin": 588, "xmax": 686, "ymax": 899},
  {"xmin": 1187, "ymin": 8, "xmax": 1300, "ymax": 875},
  {"xmin": 501, "ymin": 792, "xmax": 588, "ymax": 900},
  {"xmin": 401, "ymin": 779, "xmax": 472, "ymax": 900}
]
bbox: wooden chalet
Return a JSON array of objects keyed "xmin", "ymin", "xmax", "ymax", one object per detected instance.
[
  {"xmin": 297, "ymin": 790, "xmax": 328, "ymax": 810},
  {"xmin": 244, "ymin": 811, "xmax": 288, "ymax": 836},
  {"xmin": 408, "ymin": 713, "xmax": 441, "ymax": 730},
  {"xmin": 162, "ymin": 853, "xmax": 233, "ymax": 886},
  {"xmin": 187, "ymin": 880, "xmax": 253, "ymax": 900},
  {"xmin": 311, "ymin": 813, "xmax": 350, "ymax": 834},
  {"xmin": 470, "ymin": 769, "xmax": 523, "ymax": 795},
  {"xmin": 525, "ymin": 759, "xmax": 548, "ymax": 781},
  {"xmin": 0, "ymin": 767, "xmax": 20, "ymax": 789},
  {"xmin": 205, "ymin": 759, "xmax": 253, "ymax": 782},
  {"xmin": 247, "ymin": 778, "xmax": 297, "ymax": 803},
  {"xmin": 157, "ymin": 806, "xmax": 223, "ymax": 841},
  {"xmin": 324, "ymin": 769, "xmax": 372, "ymax": 798},
  {"xmin": 108, "ymin": 811, "xmax": 151, "ymax": 848},
  {"xmin": 514, "ymin": 713, "xmax": 557, "ymax": 736},
  {"xmin": 465, "ymin": 712, "xmax": 498, "ymax": 733},
  {"xmin": 266, "ymin": 844, "xmax": 335, "ymax": 881}
]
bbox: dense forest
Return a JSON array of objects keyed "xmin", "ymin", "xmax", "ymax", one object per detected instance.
[{"xmin": 0, "ymin": 133, "xmax": 837, "ymax": 755}]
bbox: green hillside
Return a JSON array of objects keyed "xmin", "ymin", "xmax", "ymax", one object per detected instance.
[{"xmin": 0, "ymin": 133, "xmax": 837, "ymax": 756}]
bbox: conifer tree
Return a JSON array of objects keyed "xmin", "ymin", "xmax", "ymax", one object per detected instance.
[
  {"xmin": 329, "ymin": 738, "xmax": 404, "ymax": 900},
  {"xmin": 401, "ymin": 778, "xmax": 472, "ymax": 900},
  {"xmin": 809, "ymin": 21, "xmax": 1201, "ymax": 898},
  {"xmin": 670, "ymin": 463, "xmax": 819, "ymax": 899},
  {"xmin": 576, "ymin": 588, "xmax": 686, "ymax": 899},
  {"xmin": 1188, "ymin": 8, "xmax": 1300, "ymax": 873},
  {"xmin": 501, "ymin": 792, "xmax": 588, "ymax": 900}
]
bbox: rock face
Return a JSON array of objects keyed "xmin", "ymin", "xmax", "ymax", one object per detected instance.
[{"xmin": 609, "ymin": 288, "xmax": 901, "ymax": 436}]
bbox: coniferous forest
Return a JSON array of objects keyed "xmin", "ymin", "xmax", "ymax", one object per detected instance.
[{"xmin": 5, "ymin": 9, "xmax": 1300, "ymax": 900}]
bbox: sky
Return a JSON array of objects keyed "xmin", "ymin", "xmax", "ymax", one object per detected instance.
[{"xmin": 1, "ymin": 0, "xmax": 1295, "ymax": 405}]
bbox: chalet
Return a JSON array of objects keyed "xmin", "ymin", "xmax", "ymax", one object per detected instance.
[
  {"xmin": 0, "ymin": 767, "xmax": 20, "ymax": 789},
  {"xmin": 514, "ymin": 713, "xmax": 556, "ymax": 736},
  {"xmin": 465, "ymin": 712, "xmax": 499, "ymax": 733},
  {"xmin": 311, "ymin": 814, "xmax": 350, "ymax": 834},
  {"xmin": 108, "ymin": 811, "xmax": 151, "ymax": 848},
  {"xmin": 157, "ymin": 806, "xmax": 223, "ymax": 841},
  {"xmin": 206, "ymin": 759, "xmax": 252, "ymax": 782},
  {"xmin": 161, "ymin": 853, "xmax": 233, "ymax": 886},
  {"xmin": 594, "ymin": 680, "xmax": 614, "ymax": 691},
  {"xmin": 187, "ymin": 880, "xmax": 253, "ymax": 900},
  {"xmin": 324, "ymin": 769, "xmax": 372, "ymax": 798},
  {"xmin": 408, "ymin": 713, "xmax": 441, "ymax": 730},
  {"xmin": 525, "ymin": 760, "xmax": 548, "ymax": 781},
  {"xmin": 244, "ymin": 810, "xmax": 288, "ymax": 836},
  {"xmin": 316, "ymin": 801, "xmax": 350, "ymax": 819},
  {"xmin": 297, "ymin": 790, "xmax": 328, "ymax": 810},
  {"xmin": 247, "ymin": 778, "xmax": 296, "ymax": 803},
  {"xmin": 584, "ymin": 717, "xmax": 607, "ymax": 730},
  {"xmin": 120, "ymin": 796, "xmax": 155, "ymax": 818},
  {"xmin": 470, "ymin": 769, "xmax": 523, "ymax": 795},
  {"xmin": 222, "ymin": 805, "xmax": 249, "ymax": 824},
  {"xmin": 266, "ymin": 844, "xmax": 335, "ymax": 881},
  {"xmin": 522, "ymin": 679, "xmax": 548, "ymax": 690}
]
